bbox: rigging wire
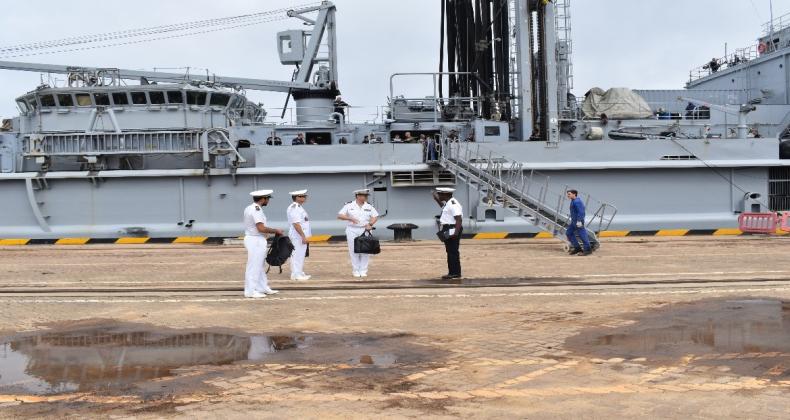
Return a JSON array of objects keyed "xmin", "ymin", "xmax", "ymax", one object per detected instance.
[
  {"xmin": 0, "ymin": 2, "xmax": 320, "ymax": 58},
  {"xmin": 0, "ymin": 15, "xmax": 288, "ymax": 59}
]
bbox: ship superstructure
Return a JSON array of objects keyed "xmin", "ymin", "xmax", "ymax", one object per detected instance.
[{"xmin": 0, "ymin": 1, "xmax": 788, "ymax": 243}]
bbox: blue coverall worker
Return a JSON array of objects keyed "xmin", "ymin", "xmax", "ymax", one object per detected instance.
[{"xmin": 565, "ymin": 189, "xmax": 592, "ymax": 255}]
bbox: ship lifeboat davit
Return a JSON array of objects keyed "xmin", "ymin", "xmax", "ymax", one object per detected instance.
[{"xmin": 781, "ymin": 140, "xmax": 790, "ymax": 159}]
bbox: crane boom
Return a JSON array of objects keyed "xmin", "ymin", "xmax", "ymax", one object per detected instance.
[{"xmin": 0, "ymin": 60, "xmax": 313, "ymax": 93}]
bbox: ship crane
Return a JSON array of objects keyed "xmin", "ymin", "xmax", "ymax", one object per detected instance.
[
  {"xmin": 679, "ymin": 97, "xmax": 756, "ymax": 138},
  {"xmin": 0, "ymin": 2, "xmax": 338, "ymax": 95}
]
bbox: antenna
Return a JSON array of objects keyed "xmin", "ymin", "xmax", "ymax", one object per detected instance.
[{"xmin": 770, "ymin": 0, "xmax": 775, "ymax": 37}]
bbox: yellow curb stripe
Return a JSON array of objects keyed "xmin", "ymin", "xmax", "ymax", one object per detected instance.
[
  {"xmin": 656, "ymin": 229, "xmax": 690, "ymax": 237},
  {"xmin": 115, "ymin": 237, "xmax": 150, "ymax": 244},
  {"xmin": 55, "ymin": 238, "xmax": 90, "ymax": 245},
  {"xmin": 474, "ymin": 232, "xmax": 509, "ymax": 240},
  {"xmin": 172, "ymin": 237, "xmax": 208, "ymax": 244},
  {"xmin": 534, "ymin": 232, "xmax": 554, "ymax": 239},
  {"xmin": 598, "ymin": 231, "xmax": 629, "ymax": 238},
  {"xmin": 308, "ymin": 235, "xmax": 332, "ymax": 243},
  {"xmin": 713, "ymin": 228, "xmax": 743, "ymax": 236},
  {"xmin": 0, "ymin": 239, "xmax": 30, "ymax": 246}
]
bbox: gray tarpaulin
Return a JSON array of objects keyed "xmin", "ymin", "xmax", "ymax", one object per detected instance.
[{"xmin": 582, "ymin": 87, "xmax": 653, "ymax": 119}]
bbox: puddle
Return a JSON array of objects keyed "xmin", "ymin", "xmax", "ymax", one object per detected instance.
[
  {"xmin": 566, "ymin": 298, "xmax": 790, "ymax": 379},
  {"xmin": 0, "ymin": 320, "xmax": 431, "ymax": 395}
]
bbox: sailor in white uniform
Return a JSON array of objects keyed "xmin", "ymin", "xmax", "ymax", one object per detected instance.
[
  {"xmin": 243, "ymin": 189, "xmax": 284, "ymax": 298},
  {"xmin": 287, "ymin": 189, "xmax": 311, "ymax": 281},
  {"xmin": 433, "ymin": 187, "xmax": 463, "ymax": 279},
  {"xmin": 337, "ymin": 189, "xmax": 379, "ymax": 277}
]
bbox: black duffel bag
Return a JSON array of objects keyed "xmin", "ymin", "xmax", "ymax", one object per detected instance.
[{"xmin": 354, "ymin": 231, "xmax": 381, "ymax": 254}]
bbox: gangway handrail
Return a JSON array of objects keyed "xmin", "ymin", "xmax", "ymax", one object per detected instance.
[{"xmin": 438, "ymin": 137, "xmax": 617, "ymax": 247}]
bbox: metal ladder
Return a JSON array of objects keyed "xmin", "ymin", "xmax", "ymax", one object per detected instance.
[{"xmin": 438, "ymin": 139, "xmax": 617, "ymax": 248}]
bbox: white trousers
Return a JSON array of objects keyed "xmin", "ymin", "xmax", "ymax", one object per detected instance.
[
  {"xmin": 346, "ymin": 227, "xmax": 370, "ymax": 274},
  {"xmin": 244, "ymin": 235, "xmax": 269, "ymax": 294},
  {"xmin": 289, "ymin": 232, "xmax": 307, "ymax": 276}
]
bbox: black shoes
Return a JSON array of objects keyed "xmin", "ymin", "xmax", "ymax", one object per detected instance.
[
  {"xmin": 442, "ymin": 274, "xmax": 462, "ymax": 280},
  {"xmin": 577, "ymin": 249, "xmax": 593, "ymax": 256},
  {"xmin": 568, "ymin": 248, "xmax": 582, "ymax": 255}
]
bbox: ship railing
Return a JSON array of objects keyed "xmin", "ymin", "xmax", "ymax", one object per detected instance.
[
  {"xmin": 390, "ymin": 96, "xmax": 483, "ymax": 122},
  {"xmin": 762, "ymin": 11, "xmax": 790, "ymax": 35},
  {"xmin": 260, "ymin": 105, "xmax": 390, "ymax": 125},
  {"xmin": 688, "ymin": 43, "xmax": 761, "ymax": 83},
  {"xmin": 22, "ymin": 130, "xmax": 204, "ymax": 156},
  {"xmin": 438, "ymin": 137, "xmax": 617, "ymax": 245}
]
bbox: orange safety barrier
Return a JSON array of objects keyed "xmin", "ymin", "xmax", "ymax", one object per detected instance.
[
  {"xmin": 738, "ymin": 212, "xmax": 779, "ymax": 234},
  {"xmin": 781, "ymin": 212, "xmax": 790, "ymax": 233}
]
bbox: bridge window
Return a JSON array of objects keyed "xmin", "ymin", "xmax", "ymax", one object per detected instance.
[
  {"xmin": 93, "ymin": 93, "xmax": 110, "ymax": 106},
  {"xmin": 39, "ymin": 95, "xmax": 56, "ymax": 107},
  {"xmin": 209, "ymin": 93, "xmax": 230, "ymax": 107},
  {"xmin": 75, "ymin": 93, "xmax": 92, "ymax": 106},
  {"xmin": 57, "ymin": 94, "xmax": 74, "ymax": 107},
  {"xmin": 112, "ymin": 92, "xmax": 129, "ymax": 105},
  {"xmin": 149, "ymin": 91, "xmax": 166, "ymax": 105},
  {"xmin": 130, "ymin": 92, "xmax": 148, "ymax": 105},
  {"xmin": 16, "ymin": 101, "xmax": 28, "ymax": 113},
  {"xmin": 187, "ymin": 91, "xmax": 207, "ymax": 105},
  {"xmin": 167, "ymin": 91, "xmax": 184, "ymax": 104},
  {"xmin": 25, "ymin": 98, "xmax": 37, "ymax": 110}
]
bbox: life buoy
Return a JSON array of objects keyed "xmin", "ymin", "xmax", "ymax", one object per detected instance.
[{"xmin": 758, "ymin": 42, "xmax": 768, "ymax": 54}]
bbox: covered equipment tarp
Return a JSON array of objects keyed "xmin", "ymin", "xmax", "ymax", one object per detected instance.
[{"xmin": 582, "ymin": 87, "xmax": 653, "ymax": 119}]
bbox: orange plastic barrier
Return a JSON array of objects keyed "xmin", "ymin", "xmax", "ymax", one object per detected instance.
[
  {"xmin": 781, "ymin": 212, "xmax": 790, "ymax": 233},
  {"xmin": 738, "ymin": 212, "xmax": 779, "ymax": 234}
]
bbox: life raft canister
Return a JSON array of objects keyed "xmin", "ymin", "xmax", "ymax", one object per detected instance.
[{"xmin": 758, "ymin": 42, "xmax": 768, "ymax": 54}]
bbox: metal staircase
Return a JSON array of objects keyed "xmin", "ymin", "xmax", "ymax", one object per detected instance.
[{"xmin": 438, "ymin": 139, "xmax": 617, "ymax": 248}]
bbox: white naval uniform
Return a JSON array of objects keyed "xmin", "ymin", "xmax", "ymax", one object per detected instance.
[
  {"xmin": 439, "ymin": 197, "xmax": 464, "ymax": 232},
  {"xmin": 243, "ymin": 203, "xmax": 270, "ymax": 296},
  {"xmin": 287, "ymin": 202, "xmax": 312, "ymax": 277},
  {"xmin": 338, "ymin": 201, "xmax": 379, "ymax": 275}
]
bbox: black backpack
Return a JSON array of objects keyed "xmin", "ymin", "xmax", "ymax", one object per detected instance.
[{"xmin": 266, "ymin": 235, "xmax": 294, "ymax": 273}]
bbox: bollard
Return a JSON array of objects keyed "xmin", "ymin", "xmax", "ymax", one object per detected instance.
[{"xmin": 387, "ymin": 223, "xmax": 419, "ymax": 242}]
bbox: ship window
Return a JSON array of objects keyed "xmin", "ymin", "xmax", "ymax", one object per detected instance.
[
  {"xmin": 187, "ymin": 91, "xmax": 207, "ymax": 105},
  {"xmin": 16, "ymin": 101, "xmax": 28, "ymax": 112},
  {"xmin": 75, "ymin": 93, "xmax": 92, "ymax": 106},
  {"xmin": 149, "ymin": 91, "xmax": 165, "ymax": 105},
  {"xmin": 112, "ymin": 92, "xmax": 129, "ymax": 105},
  {"xmin": 484, "ymin": 126, "xmax": 501, "ymax": 136},
  {"xmin": 57, "ymin": 94, "xmax": 74, "ymax": 107},
  {"xmin": 167, "ymin": 91, "xmax": 184, "ymax": 104},
  {"xmin": 131, "ymin": 92, "xmax": 148, "ymax": 105},
  {"xmin": 39, "ymin": 95, "xmax": 56, "ymax": 107},
  {"xmin": 209, "ymin": 93, "xmax": 230, "ymax": 106},
  {"xmin": 25, "ymin": 98, "xmax": 37, "ymax": 110},
  {"xmin": 93, "ymin": 93, "xmax": 110, "ymax": 106}
]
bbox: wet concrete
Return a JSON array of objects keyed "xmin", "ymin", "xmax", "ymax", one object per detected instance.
[
  {"xmin": 566, "ymin": 298, "xmax": 790, "ymax": 379},
  {"xmin": 0, "ymin": 320, "xmax": 435, "ymax": 395}
]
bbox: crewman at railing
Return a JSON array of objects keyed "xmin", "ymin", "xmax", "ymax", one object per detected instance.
[{"xmin": 334, "ymin": 96, "xmax": 349, "ymax": 123}]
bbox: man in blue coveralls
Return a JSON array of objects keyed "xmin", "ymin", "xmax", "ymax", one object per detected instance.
[{"xmin": 566, "ymin": 189, "xmax": 592, "ymax": 256}]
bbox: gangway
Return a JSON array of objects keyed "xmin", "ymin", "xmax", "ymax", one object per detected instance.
[{"xmin": 438, "ymin": 139, "xmax": 617, "ymax": 249}]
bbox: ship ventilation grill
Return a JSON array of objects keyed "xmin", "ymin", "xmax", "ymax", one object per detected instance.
[
  {"xmin": 660, "ymin": 155, "xmax": 698, "ymax": 160},
  {"xmin": 769, "ymin": 167, "xmax": 790, "ymax": 211},
  {"xmin": 390, "ymin": 170, "xmax": 456, "ymax": 187}
]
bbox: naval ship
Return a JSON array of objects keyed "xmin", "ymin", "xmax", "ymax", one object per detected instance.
[{"xmin": 0, "ymin": 0, "xmax": 789, "ymax": 245}]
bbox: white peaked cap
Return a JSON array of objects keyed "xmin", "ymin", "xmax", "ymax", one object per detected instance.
[
  {"xmin": 353, "ymin": 188, "xmax": 371, "ymax": 195},
  {"xmin": 289, "ymin": 189, "xmax": 308, "ymax": 196},
  {"xmin": 435, "ymin": 187, "xmax": 456, "ymax": 193},
  {"xmin": 249, "ymin": 189, "xmax": 274, "ymax": 197}
]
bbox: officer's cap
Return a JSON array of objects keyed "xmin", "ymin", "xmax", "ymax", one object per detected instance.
[
  {"xmin": 435, "ymin": 187, "xmax": 456, "ymax": 193},
  {"xmin": 249, "ymin": 189, "xmax": 274, "ymax": 197},
  {"xmin": 353, "ymin": 188, "xmax": 370, "ymax": 195},
  {"xmin": 289, "ymin": 189, "xmax": 308, "ymax": 196}
]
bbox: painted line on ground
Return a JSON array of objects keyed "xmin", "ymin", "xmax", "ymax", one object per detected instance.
[
  {"xmin": 3, "ymin": 228, "xmax": 788, "ymax": 246},
  {"xmin": 4, "ymin": 270, "xmax": 788, "ymax": 286},
  {"xmin": 1, "ymin": 286, "xmax": 789, "ymax": 304}
]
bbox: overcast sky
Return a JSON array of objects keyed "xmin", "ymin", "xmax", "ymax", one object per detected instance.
[{"xmin": 0, "ymin": 0, "xmax": 786, "ymax": 118}]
